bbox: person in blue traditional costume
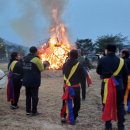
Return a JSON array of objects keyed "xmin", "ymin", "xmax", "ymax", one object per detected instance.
[
  {"xmin": 23, "ymin": 46, "xmax": 44, "ymax": 116},
  {"xmin": 7, "ymin": 52, "xmax": 23, "ymax": 109},
  {"xmin": 60, "ymin": 49, "xmax": 86, "ymax": 125},
  {"xmin": 121, "ymin": 49, "xmax": 130, "ymax": 113},
  {"xmin": 96, "ymin": 44, "xmax": 128, "ymax": 130}
]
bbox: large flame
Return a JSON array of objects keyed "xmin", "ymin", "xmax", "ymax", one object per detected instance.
[{"xmin": 38, "ymin": 9, "xmax": 73, "ymax": 69}]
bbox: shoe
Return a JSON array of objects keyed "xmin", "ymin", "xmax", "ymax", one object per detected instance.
[
  {"xmin": 31, "ymin": 112, "xmax": 40, "ymax": 116},
  {"xmin": 26, "ymin": 112, "xmax": 31, "ymax": 115},
  {"xmin": 10, "ymin": 105, "xmax": 19, "ymax": 110},
  {"xmin": 61, "ymin": 117, "xmax": 67, "ymax": 123}
]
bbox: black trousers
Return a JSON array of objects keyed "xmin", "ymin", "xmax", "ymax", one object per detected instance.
[
  {"xmin": 61, "ymin": 87, "xmax": 81, "ymax": 120},
  {"xmin": 25, "ymin": 87, "xmax": 39, "ymax": 113},
  {"xmin": 11, "ymin": 79, "xmax": 22, "ymax": 106},
  {"xmin": 101, "ymin": 81, "xmax": 125, "ymax": 129}
]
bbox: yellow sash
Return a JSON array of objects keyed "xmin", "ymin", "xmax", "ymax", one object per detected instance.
[
  {"xmin": 10, "ymin": 61, "xmax": 18, "ymax": 72},
  {"xmin": 64, "ymin": 62, "xmax": 79, "ymax": 86},
  {"xmin": 113, "ymin": 58, "xmax": 124, "ymax": 76},
  {"xmin": 103, "ymin": 58, "xmax": 124, "ymax": 104},
  {"xmin": 31, "ymin": 57, "xmax": 44, "ymax": 72},
  {"xmin": 64, "ymin": 62, "xmax": 79, "ymax": 117}
]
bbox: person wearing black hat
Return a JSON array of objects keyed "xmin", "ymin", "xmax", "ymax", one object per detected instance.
[
  {"xmin": 60, "ymin": 49, "xmax": 86, "ymax": 125},
  {"xmin": 23, "ymin": 46, "xmax": 44, "ymax": 116},
  {"xmin": 96, "ymin": 44, "xmax": 128, "ymax": 130}
]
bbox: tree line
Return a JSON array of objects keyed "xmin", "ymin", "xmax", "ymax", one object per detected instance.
[
  {"xmin": 0, "ymin": 37, "xmax": 28, "ymax": 61},
  {"xmin": 75, "ymin": 34, "xmax": 129, "ymax": 55},
  {"xmin": 0, "ymin": 33, "xmax": 129, "ymax": 61}
]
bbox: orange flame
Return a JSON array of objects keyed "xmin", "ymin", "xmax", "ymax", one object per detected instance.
[
  {"xmin": 38, "ymin": 36, "xmax": 72, "ymax": 69},
  {"xmin": 38, "ymin": 9, "xmax": 73, "ymax": 69}
]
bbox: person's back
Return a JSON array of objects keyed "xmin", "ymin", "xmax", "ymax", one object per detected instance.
[
  {"xmin": 63, "ymin": 58, "xmax": 86, "ymax": 87},
  {"xmin": 23, "ymin": 46, "xmax": 43, "ymax": 115},
  {"xmin": 23, "ymin": 53, "xmax": 42, "ymax": 87},
  {"xmin": 97, "ymin": 54, "xmax": 125, "ymax": 78},
  {"xmin": 12, "ymin": 59, "xmax": 23, "ymax": 80},
  {"xmin": 61, "ymin": 49, "xmax": 86, "ymax": 125},
  {"xmin": 96, "ymin": 44, "xmax": 128, "ymax": 130}
]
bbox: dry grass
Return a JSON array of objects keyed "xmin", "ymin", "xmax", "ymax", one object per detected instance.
[
  {"xmin": 0, "ymin": 62, "xmax": 8, "ymax": 72},
  {"xmin": 0, "ymin": 69, "xmax": 130, "ymax": 130}
]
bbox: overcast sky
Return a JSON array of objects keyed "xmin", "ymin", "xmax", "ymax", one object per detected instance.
[{"xmin": 0, "ymin": 0, "xmax": 130, "ymax": 45}]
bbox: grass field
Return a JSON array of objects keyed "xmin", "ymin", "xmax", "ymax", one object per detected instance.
[
  {"xmin": 0, "ymin": 68, "xmax": 130, "ymax": 130},
  {"xmin": 0, "ymin": 62, "xmax": 8, "ymax": 72}
]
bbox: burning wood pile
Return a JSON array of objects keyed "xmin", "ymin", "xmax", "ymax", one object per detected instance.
[{"xmin": 38, "ymin": 9, "xmax": 73, "ymax": 69}]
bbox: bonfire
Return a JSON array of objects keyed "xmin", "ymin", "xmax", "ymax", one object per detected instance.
[{"xmin": 38, "ymin": 9, "xmax": 73, "ymax": 69}]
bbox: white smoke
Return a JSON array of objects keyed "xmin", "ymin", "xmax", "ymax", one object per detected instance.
[
  {"xmin": 10, "ymin": 0, "xmax": 40, "ymax": 43},
  {"xmin": 9, "ymin": 0, "xmax": 69, "ymax": 43}
]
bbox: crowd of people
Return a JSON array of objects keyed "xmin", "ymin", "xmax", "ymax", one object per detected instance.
[{"xmin": 1, "ymin": 43, "xmax": 130, "ymax": 130}]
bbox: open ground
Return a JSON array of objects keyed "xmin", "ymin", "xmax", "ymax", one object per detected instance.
[{"xmin": 0, "ymin": 63, "xmax": 130, "ymax": 130}]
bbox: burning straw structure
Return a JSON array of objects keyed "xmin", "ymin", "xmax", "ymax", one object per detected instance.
[
  {"xmin": 38, "ymin": 36, "xmax": 72, "ymax": 69},
  {"xmin": 38, "ymin": 1, "xmax": 73, "ymax": 69}
]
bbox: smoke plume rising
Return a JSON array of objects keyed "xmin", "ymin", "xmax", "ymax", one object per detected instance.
[{"xmin": 9, "ymin": 0, "xmax": 69, "ymax": 43}]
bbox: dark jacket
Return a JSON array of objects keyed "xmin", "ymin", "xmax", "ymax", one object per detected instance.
[
  {"xmin": 63, "ymin": 58, "xmax": 86, "ymax": 99},
  {"xmin": 23, "ymin": 53, "xmax": 43, "ymax": 87},
  {"xmin": 8, "ymin": 60, "xmax": 23, "ymax": 80},
  {"xmin": 96, "ymin": 53, "xmax": 128, "ymax": 91},
  {"xmin": 124, "ymin": 58, "xmax": 130, "ymax": 75}
]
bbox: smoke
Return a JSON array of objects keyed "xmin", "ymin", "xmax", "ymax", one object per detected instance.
[
  {"xmin": 10, "ymin": 0, "xmax": 40, "ymax": 43},
  {"xmin": 39, "ymin": 0, "xmax": 68, "ymax": 21},
  {"xmin": 9, "ymin": 0, "xmax": 69, "ymax": 43},
  {"xmin": 38, "ymin": 0, "xmax": 70, "ymax": 41}
]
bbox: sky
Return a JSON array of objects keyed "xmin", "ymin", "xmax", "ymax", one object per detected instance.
[{"xmin": 0, "ymin": 0, "xmax": 130, "ymax": 46}]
